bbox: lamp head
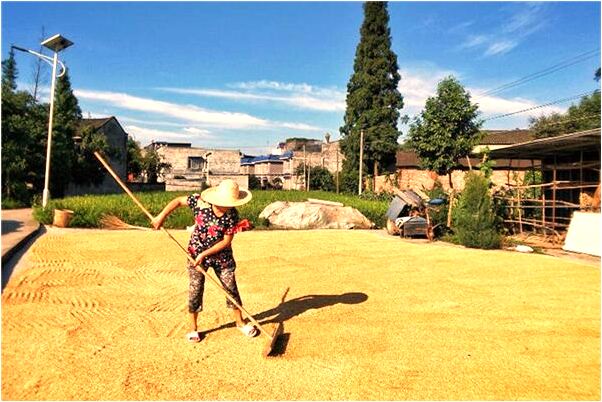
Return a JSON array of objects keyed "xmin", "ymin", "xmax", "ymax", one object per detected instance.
[{"xmin": 41, "ymin": 34, "xmax": 73, "ymax": 52}]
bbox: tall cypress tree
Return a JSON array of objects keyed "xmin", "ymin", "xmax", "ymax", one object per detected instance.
[
  {"xmin": 2, "ymin": 47, "xmax": 18, "ymax": 94},
  {"xmin": 49, "ymin": 67, "xmax": 80, "ymax": 197},
  {"xmin": 339, "ymin": 1, "xmax": 404, "ymax": 193}
]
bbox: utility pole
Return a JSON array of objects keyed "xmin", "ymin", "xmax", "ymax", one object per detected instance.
[
  {"xmin": 335, "ymin": 148, "xmax": 339, "ymax": 194},
  {"xmin": 303, "ymin": 144, "xmax": 307, "ymax": 191},
  {"xmin": 307, "ymin": 153, "xmax": 311, "ymax": 192},
  {"xmin": 358, "ymin": 129, "xmax": 364, "ymax": 195}
]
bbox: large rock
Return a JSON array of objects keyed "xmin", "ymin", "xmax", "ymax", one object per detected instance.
[{"xmin": 259, "ymin": 201, "xmax": 374, "ymax": 229}]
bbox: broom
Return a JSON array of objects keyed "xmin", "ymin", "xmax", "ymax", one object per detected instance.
[
  {"xmin": 99, "ymin": 214, "xmax": 152, "ymax": 230},
  {"xmin": 94, "ymin": 152, "xmax": 283, "ymax": 358}
]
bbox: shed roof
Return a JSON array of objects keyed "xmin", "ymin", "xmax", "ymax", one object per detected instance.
[{"xmin": 488, "ymin": 128, "xmax": 601, "ymax": 159}]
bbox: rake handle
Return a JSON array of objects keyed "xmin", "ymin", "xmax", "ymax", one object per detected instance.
[{"xmin": 93, "ymin": 152, "xmax": 272, "ymax": 340}]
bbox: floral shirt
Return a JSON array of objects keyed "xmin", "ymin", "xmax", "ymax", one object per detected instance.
[{"xmin": 187, "ymin": 194, "xmax": 239, "ymax": 269}]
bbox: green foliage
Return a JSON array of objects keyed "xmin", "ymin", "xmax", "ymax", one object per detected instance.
[
  {"xmin": 425, "ymin": 182, "xmax": 449, "ymax": 231},
  {"xmin": 295, "ymin": 164, "xmax": 335, "ymax": 191},
  {"xmin": 529, "ymin": 91, "xmax": 600, "ymax": 138},
  {"xmin": 2, "ymin": 51, "xmax": 48, "ymax": 205},
  {"xmin": 339, "ymin": 1, "xmax": 404, "ymax": 191},
  {"xmin": 248, "ymin": 175, "xmax": 261, "ymax": 190},
  {"xmin": 50, "ymin": 69, "xmax": 80, "ymax": 197},
  {"xmin": 478, "ymin": 147, "xmax": 496, "ymax": 179},
  {"xmin": 2, "ymin": 47, "xmax": 17, "ymax": 93},
  {"xmin": 338, "ymin": 165, "xmax": 360, "ymax": 194},
  {"xmin": 72, "ymin": 126, "xmax": 114, "ymax": 186},
  {"xmin": 126, "ymin": 137, "xmax": 144, "ymax": 178},
  {"xmin": 33, "ymin": 190, "xmax": 390, "ymax": 229},
  {"xmin": 452, "ymin": 172, "xmax": 501, "ymax": 249},
  {"xmin": 408, "ymin": 76, "xmax": 482, "ymax": 179},
  {"xmin": 142, "ymin": 147, "xmax": 172, "ymax": 183}
]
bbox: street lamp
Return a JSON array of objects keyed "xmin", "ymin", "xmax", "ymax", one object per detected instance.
[{"xmin": 12, "ymin": 34, "xmax": 73, "ymax": 208}]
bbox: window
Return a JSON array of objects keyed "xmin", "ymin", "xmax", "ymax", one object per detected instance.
[{"xmin": 188, "ymin": 157, "xmax": 204, "ymax": 171}]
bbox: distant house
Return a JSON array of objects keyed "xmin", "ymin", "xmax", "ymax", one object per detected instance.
[
  {"xmin": 241, "ymin": 136, "xmax": 345, "ymax": 190},
  {"xmin": 382, "ymin": 129, "xmax": 537, "ymax": 192},
  {"xmin": 240, "ymin": 152, "xmax": 294, "ymax": 189},
  {"xmin": 147, "ymin": 142, "xmax": 247, "ymax": 191},
  {"xmin": 66, "ymin": 116, "xmax": 128, "ymax": 196}
]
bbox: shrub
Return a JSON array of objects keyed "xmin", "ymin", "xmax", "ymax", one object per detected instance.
[
  {"xmin": 452, "ymin": 171, "xmax": 501, "ymax": 249},
  {"xmin": 248, "ymin": 175, "xmax": 261, "ymax": 190}
]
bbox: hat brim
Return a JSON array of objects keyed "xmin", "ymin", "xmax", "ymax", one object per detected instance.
[{"xmin": 200, "ymin": 187, "xmax": 252, "ymax": 207}]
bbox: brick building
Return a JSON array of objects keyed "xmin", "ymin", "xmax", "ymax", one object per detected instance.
[{"xmin": 147, "ymin": 142, "xmax": 247, "ymax": 191}]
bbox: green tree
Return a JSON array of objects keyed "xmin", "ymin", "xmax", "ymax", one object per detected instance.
[
  {"xmin": 339, "ymin": 1, "xmax": 404, "ymax": 193},
  {"xmin": 126, "ymin": 137, "xmax": 144, "ymax": 179},
  {"xmin": 408, "ymin": 76, "xmax": 482, "ymax": 187},
  {"xmin": 529, "ymin": 90, "xmax": 601, "ymax": 138},
  {"xmin": 2, "ymin": 47, "xmax": 17, "ymax": 93},
  {"xmin": 50, "ymin": 68, "xmax": 80, "ymax": 197},
  {"xmin": 295, "ymin": 164, "xmax": 335, "ymax": 191},
  {"xmin": 1, "ymin": 50, "xmax": 47, "ymax": 205},
  {"xmin": 142, "ymin": 147, "xmax": 172, "ymax": 184},
  {"xmin": 71, "ymin": 126, "xmax": 113, "ymax": 186},
  {"xmin": 452, "ymin": 172, "xmax": 501, "ymax": 249}
]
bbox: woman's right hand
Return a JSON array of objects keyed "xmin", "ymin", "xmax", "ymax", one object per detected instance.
[{"xmin": 150, "ymin": 216, "xmax": 163, "ymax": 230}]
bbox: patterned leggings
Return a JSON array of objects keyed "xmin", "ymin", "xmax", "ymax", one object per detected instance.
[{"xmin": 187, "ymin": 262, "xmax": 242, "ymax": 313}]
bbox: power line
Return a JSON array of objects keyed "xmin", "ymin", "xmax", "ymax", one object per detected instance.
[
  {"xmin": 478, "ymin": 48, "xmax": 600, "ymax": 97},
  {"xmin": 528, "ymin": 113, "xmax": 600, "ymax": 128},
  {"xmin": 483, "ymin": 90, "xmax": 599, "ymax": 121}
]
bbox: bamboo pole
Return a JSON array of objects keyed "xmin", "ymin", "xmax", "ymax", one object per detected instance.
[
  {"xmin": 552, "ymin": 156, "xmax": 557, "ymax": 227},
  {"xmin": 517, "ymin": 185, "xmax": 523, "ymax": 233}
]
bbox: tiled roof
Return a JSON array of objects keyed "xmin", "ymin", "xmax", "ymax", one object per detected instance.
[
  {"xmin": 395, "ymin": 151, "xmax": 534, "ymax": 169},
  {"xmin": 480, "ymin": 129, "xmax": 535, "ymax": 145},
  {"xmin": 80, "ymin": 117, "xmax": 114, "ymax": 130}
]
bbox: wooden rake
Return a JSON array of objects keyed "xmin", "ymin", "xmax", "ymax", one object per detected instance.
[{"xmin": 94, "ymin": 152, "xmax": 283, "ymax": 357}]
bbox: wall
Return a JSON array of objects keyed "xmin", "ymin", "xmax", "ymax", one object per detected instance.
[
  {"xmin": 155, "ymin": 145, "xmax": 242, "ymax": 187},
  {"xmin": 375, "ymin": 168, "xmax": 526, "ymax": 193}
]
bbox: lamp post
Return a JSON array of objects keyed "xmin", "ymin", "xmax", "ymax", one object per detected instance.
[{"xmin": 12, "ymin": 34, "xmax": 73, "ymax": 208}]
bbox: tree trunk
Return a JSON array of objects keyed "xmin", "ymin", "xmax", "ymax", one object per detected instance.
[
  {"xmin": 447, "ymin": 172, "xmax": 454, "ymax": 228},
  {"xmin": 373, "ymin": 160, "xmax": 378, "ymax": 192}
]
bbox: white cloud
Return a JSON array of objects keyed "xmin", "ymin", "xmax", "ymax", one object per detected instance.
[
  {"xmin": 75, "ymin": 88, "xmax": 325, "ymax": 133},
  {"xmin": 398, "ymin": 66, "xmax": 566, "ymax": 129},
  {"xmin": 125, "ymin": 124, "xmax": 213, "ymax": 144},
  {"xmin": 484, "ymin": 40, "xmax": 518, "ymax": 56},
  {"xmin": 456, "ymin": 3, "xmax": 548, "ymax": 57},
  {"xmin": 460, "ymin": 35, "xmax": 489, "ymax": 49},
  {"xmin": 75, "ymin": 89, "xmax": 270, "ymax": 129},
  {"xmin": 159, "ymin": 80, "xmax": 346, "ymax": 112}
]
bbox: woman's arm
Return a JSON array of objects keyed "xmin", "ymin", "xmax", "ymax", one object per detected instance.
[
  {"xmin": 194, "ymin": 234, "xmax": 234, "ymax": 267},
  {"xmin": 151, "ymin": 195, "xmax": 188, "ymax": 229}
]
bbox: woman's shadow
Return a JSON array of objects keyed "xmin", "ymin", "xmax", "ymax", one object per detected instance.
[{"xmin": 204, "ymin": 289, "xmax": 368, "ymax": 355}]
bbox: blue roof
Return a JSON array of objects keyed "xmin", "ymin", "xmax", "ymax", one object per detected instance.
[{"xmin": 241, "ymin": 152, "xmax": 292, "ymax": 165}]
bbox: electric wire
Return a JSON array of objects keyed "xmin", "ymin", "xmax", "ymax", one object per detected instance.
[
  {"xmin": 478, "ymin": 48, "xmax": 600, "ymax": 97},
  {"xmin": 483, "ymin": 90, "xmax": 599, "ymax": 121}
]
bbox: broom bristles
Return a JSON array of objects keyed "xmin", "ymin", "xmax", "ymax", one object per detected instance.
[{"xmin": 100, "ymin": 214, "xmax": 150, "ymax": 230}]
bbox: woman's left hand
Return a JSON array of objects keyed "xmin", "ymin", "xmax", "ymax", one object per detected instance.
[{"xmin": 194, "ymin": 253, "xmax": 206, "ymax": 270}]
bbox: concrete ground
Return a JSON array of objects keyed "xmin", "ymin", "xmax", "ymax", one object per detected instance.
[{"xmin": 1, "ymin": 228, "xmax": 600, "ymax": 400}]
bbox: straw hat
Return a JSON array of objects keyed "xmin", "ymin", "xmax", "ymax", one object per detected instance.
[{"xmin": 201, "ymin": 179, "xmax": 252, "ymax": 207}]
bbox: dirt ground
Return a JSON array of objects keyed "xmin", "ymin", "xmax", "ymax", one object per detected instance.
[{"xmin": 2, "ymin": 227, "xmax": 600, "ymax": 400}]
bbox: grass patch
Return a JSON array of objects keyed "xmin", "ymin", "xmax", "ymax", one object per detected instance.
[{"xmin": 33, "ymin": 190, "xmax": 391, "ymax": 229}]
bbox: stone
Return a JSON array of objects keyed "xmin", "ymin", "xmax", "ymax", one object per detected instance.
[{"xmin": 259, "ymin": 201, "xmax": 374, "ymax": 230}]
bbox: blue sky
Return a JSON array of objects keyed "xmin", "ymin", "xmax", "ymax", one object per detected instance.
[{"xmin": 2, "ymin": 1, "xmax": 600, "ymax": 154}]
